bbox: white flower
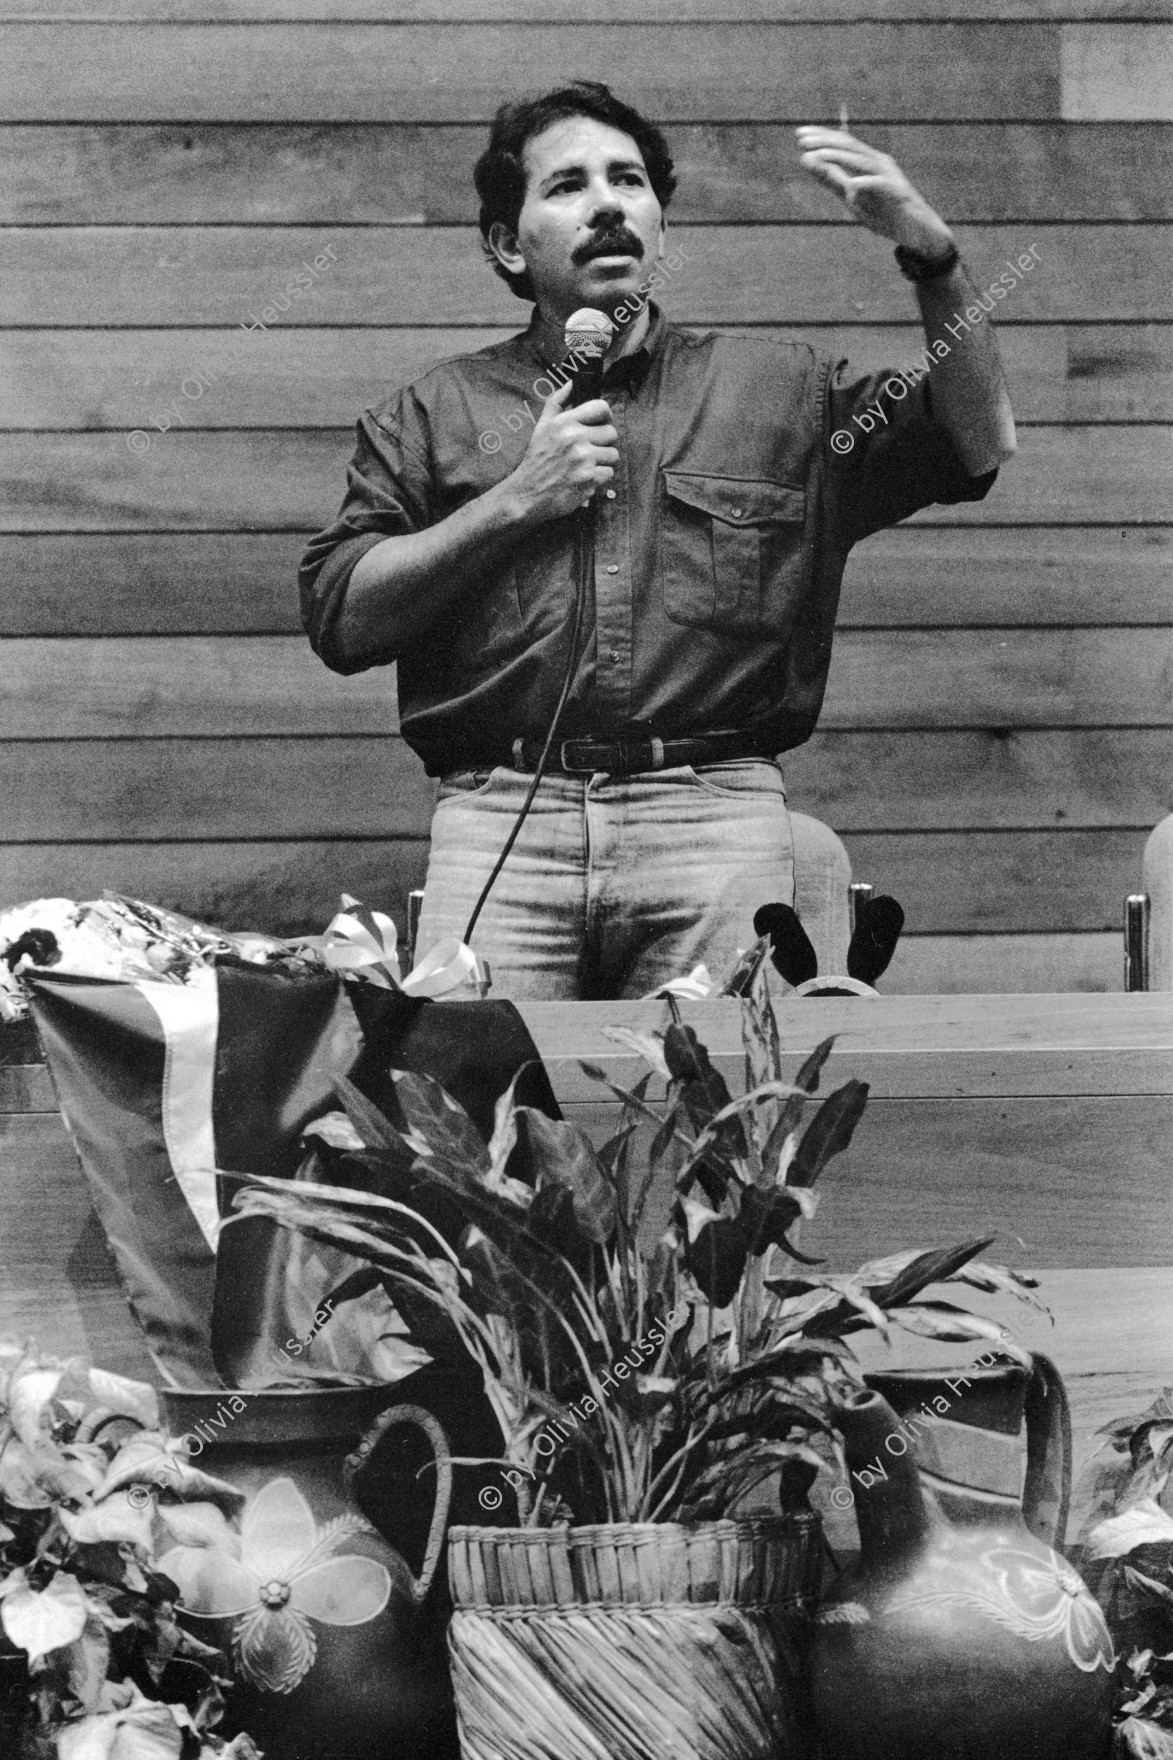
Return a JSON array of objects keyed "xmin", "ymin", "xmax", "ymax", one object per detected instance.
[{"xmin": 157, "ymin": 1476, "xmax": 394, "ymax": 1694}]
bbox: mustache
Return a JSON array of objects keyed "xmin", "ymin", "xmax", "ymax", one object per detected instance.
[{"xmin": 573, "ymin": 227, "xmax": 644, "ymax": 265}]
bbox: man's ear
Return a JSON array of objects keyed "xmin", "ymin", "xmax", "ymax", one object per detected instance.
[{"xmin": 487, "ymin": 220, "xmax": 526, "ymax": 279}]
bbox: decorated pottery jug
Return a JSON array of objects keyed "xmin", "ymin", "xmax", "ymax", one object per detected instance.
[
  {"xmin": 158, "ymin": 1386, "xmax": 459, "ymax": 1760},
  {"xmin": 808, "ymin": 1358, "xmax": 1115, "ymax": 1760}
]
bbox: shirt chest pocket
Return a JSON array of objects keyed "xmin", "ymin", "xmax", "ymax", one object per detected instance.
[{"xmin": 658, "ymin": 471, "xmax": 808, "ymax": 637}]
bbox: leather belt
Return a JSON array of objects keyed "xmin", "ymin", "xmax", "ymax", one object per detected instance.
[{"xmin": 507, "ymin": 729, "xmax": 777, "ymax": 778}]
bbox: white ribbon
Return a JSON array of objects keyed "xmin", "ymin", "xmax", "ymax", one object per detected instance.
[
  {"xmin": 642, "ymin": 963, "xmax": 717, "ymax": 1001},
  {"xmin": 400, "ymin": 936, "xmax": 491, "ymax": 999},
  {"xmin": 302, "ymin": 893, "xmax": 402, "ymax": 988}
]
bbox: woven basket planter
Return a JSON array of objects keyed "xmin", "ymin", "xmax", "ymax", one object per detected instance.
[{"xmin": 446, "ymin": 1515, "xmax": 823, "ymax": 1760}]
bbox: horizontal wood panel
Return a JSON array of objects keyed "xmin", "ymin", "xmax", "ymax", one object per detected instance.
[
  {"xmin": 2, "ymin": 736, "xmax": 435, "ymax": 839},
  {"xmin": 559, "ymin": 1093, "xmax": 1173, "ymax": 1266},
  {"xmin": 0, "ymin": 1111, "xmax": 157, "ymax": 1380},
  {"xmin": 7, "ymin": 3, "xmax": 1172, "ymax": 21},
  {"xmin": 787, "ymin": 729, "xmax": 1173, "ymax": 829},
  {"xmin": 879, "ymin": 932, "xmax": 1121, "ymax": 994},
  {"xmin": 3, "ymin": 627, "xmax": 1168, "ymax": 737},
  {"xmin": 821, "ymin": 628, "xmax": 1173, "ymax": 726},
  {"xmin": 0, "ymin": 838, "xmax": 430, "ymax": 936},
  {"xmin": 12, "ymin": 324, "xmax": 1173, "ymax": 428},
  {"xmin": 842, "ymin": 830, "xmax": 1144, "ymax": 931},
  {"xmin": 0, "ymin": 829, "xmax": 1144, "ymax": 935},
  {"xmin": 0, "ymin": 636, "xmax": 397, "ymax": 735},
  {"xmin": 4, "ymin": 527, "xmax": 1168, "ymax": 636},
  {"xmin": 821, "ymin": 1095, "xmax": 1173, "ymax": 1268},
  {"xmin": 4, "ymin": 124, "xmax": 1171, "ymax": 225},
  {"xmin": 8, "ymin": 730, "xmax": 1166, "ymax": 841},
  {"xmin": 1063, "ymin": 23, "xmax": 1173, "ymax": 119},
  {"xmin": 0, "ymin": 1065, "xmax": 55, "ymax": 1111},
  {"xmin": 2, "ymin": 226, "xmax": 1165, "ymax": 325},
  {"xmin": 18, "ymin": 988, "xmax": 1173, "ymax": 1100},
  {"xmin": 0, "ymin": 533, "xmax": 310, "ymax": 634},
  {"xmin": 842, "ymin": 527, "xmax": 1173, "ymax": 625},
  {"xmin": 0, "ymin": 24, "xmax": 1063, "ymax": 123},
  {"xmin": 522, "ymin": 993, "xmax": 1173, "ymax": 1091},
  {"xmin": 1, "ymin": 428, "xmax": 1167, "ymax": 531}
]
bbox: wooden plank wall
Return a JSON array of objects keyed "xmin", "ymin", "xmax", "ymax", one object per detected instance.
[{"xmin": 1, "ymin": 4, "xmax": 1171, "ymax": 990}]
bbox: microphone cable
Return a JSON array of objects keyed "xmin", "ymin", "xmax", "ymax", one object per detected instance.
[
  {"xmin": 462, "ymin": 509, "xmax": 591, "ymax": 944},
  {"xmin": 462, "ymin": 308, "xmax": 614, "ymax": 947}
]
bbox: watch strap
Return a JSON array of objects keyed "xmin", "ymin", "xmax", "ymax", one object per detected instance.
[{"xmin": 895, "ymin": 241, "xmax": 961, "ymax": 283}]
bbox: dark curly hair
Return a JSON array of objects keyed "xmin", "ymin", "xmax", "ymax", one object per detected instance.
[{"xmin": 474, "ymin": 81, "xmax": 677, "ymax": 303}]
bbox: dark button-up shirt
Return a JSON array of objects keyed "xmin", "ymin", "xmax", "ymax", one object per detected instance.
[{"xmin": 301, "ymin": 303, "xmax": 995, "ymax": 775}]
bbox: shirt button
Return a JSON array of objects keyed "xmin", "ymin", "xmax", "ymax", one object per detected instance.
[
  {"xmin": 608, "ymin": 648, "xmax": 620, "ymax": 663},
  {"xmin": 605, "ymin": 490, "xmax": 617, "ymax": 500},
  {"xmin": 731, "ymin": 506, "xmax": 744, "ymax": 518},
  {"xmin": 605, "ymin": 564, "xmax": 619, "ymax": 574}
]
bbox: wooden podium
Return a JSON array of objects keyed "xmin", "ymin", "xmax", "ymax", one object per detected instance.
[
  {"xmin": 4, "ymin": 992, "xmax": 1172, "ymax": 1490},
  {"xmin": 521, "ymin": 991, "xmax": 1173, "ymax": 1491}
]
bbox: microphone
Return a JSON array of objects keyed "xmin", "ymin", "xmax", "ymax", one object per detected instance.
[{"xmin": 563, "ymin": 307, "xmax": 614, "ymax": 408}]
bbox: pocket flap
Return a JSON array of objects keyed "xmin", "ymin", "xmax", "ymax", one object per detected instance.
[{"xmin": 662, "ymin": 472, "xmax": 805, "ymax": 527}]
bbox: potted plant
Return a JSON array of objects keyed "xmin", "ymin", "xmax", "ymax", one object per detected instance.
[
  {"xmin": 231, "ymin": 955, "xmax": 1039, "ymax": 1760},
  {"xmin": 0, "ymin": 1337, "xmax": 259, "ymax": 1760},
  {"xmin": 1070, "ymin": 1389, "xmax": 1173, "ymax": 1757}
]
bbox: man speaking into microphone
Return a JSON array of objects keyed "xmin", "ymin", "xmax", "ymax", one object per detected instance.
[{"xmin": 300, "ymin": 81, "xmax": 1015, "ymax": 1000}]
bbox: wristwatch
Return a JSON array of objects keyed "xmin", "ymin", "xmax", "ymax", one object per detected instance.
[{"xmin": 894, "ymin": 241, "xmax": 961, "ymax": 283}]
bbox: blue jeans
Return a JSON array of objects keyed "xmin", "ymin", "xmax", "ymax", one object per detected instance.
[{"xmin": 415, "ymin": 761, "xmax": 795, "ymax": 1000}]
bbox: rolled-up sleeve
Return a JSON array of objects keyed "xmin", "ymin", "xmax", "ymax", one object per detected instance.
[
  {"xmin": 826, "ymin": 359, "xmax": 997, "ymax": 553},
  {"xmin": 299, "ymin": 397, "xmax": 433, "ymax": 674}
]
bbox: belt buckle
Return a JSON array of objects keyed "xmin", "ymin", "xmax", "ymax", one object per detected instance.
[{"xmin": 559, "ymin": 738, "xmax": 598, "ymax": 774}]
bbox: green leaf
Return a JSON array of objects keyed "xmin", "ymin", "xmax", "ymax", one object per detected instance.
[
  {"xmin": 738, "ymin": 1186, "xmax": 807, "ymax": 1257},
  {"xmin": 486, "ymin": 1070, "xmax": 524, "ymax": 1184},
  {"xmin": 740, "ymin": 977, "xmax": 780, "ymax": 1100},
  {"xmin": 1, "ymin": 1570, "xmax": 88, "ymax": 1663},
  {"xmin": 332, "ymin": 1073, "xmax": 407, "ymax": 1154},
  {"xmin": 600, "ymin": 1026, "xmax": 671, "ymax": 1083},
  {"xmin": 1124, "ymin": 1566, "xmax": 1173, "ymax": 1611},
  {"xmin": 868, "ymin": 1238, "xmax": 996, "ymax": 1309},
  {"xmin": 946, "ymin": 1258, "xmax": 1049, "ymax": 1315},
  {"xmin": 787, "ymin": 1080, "xmax": 869, "ymax": 1187},
  {"xmin": 761, "ymin": 1036, "xmax": 837, "ymax": 1168},
  {"xmin": 681, "ymin": 1208, "xmax": 748, "ymax": 1308},
  {"xmin": 156, "ymin": 1501, "xmax": 240, "ymax": 1554},
  {"xmin": 59, "ymin": 1497, "xmax": 155, "ymax": 1551},
  {"xmin": 886, "ymin": 1301, "xmax": 1028, "ymax": 1358},
  {"xmin": 388, "ymin": 1069, "xmax": 490, "ymax": 1175},
  {"xmin": 663, "ymin": 1025, "xmax": 747, "ymax": 1159},
  {"xmin": 518, "ymin": 1109, "xmax": 616, "ymax": 1243},
  {"xmin": 1086, "ymin": 1499, "xmax": 1173, "ymax": 1560},
  {"xmin": 1116, "ymin": 1716, "xmax": 1173, "ymax": 1759}
]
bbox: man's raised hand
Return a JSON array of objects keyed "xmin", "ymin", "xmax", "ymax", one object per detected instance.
[
  {"xmin": 504, "ymin": 378, "xmax": 619, "ymax": 524},
  {"xmin": 795, "ymin": 125, "xmax": 955, "ymax": 259}
]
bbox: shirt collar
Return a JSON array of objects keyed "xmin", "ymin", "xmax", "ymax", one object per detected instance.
[{"xmin": 523, "ymin": 299, "xmax": 667, "ymax": 392}]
